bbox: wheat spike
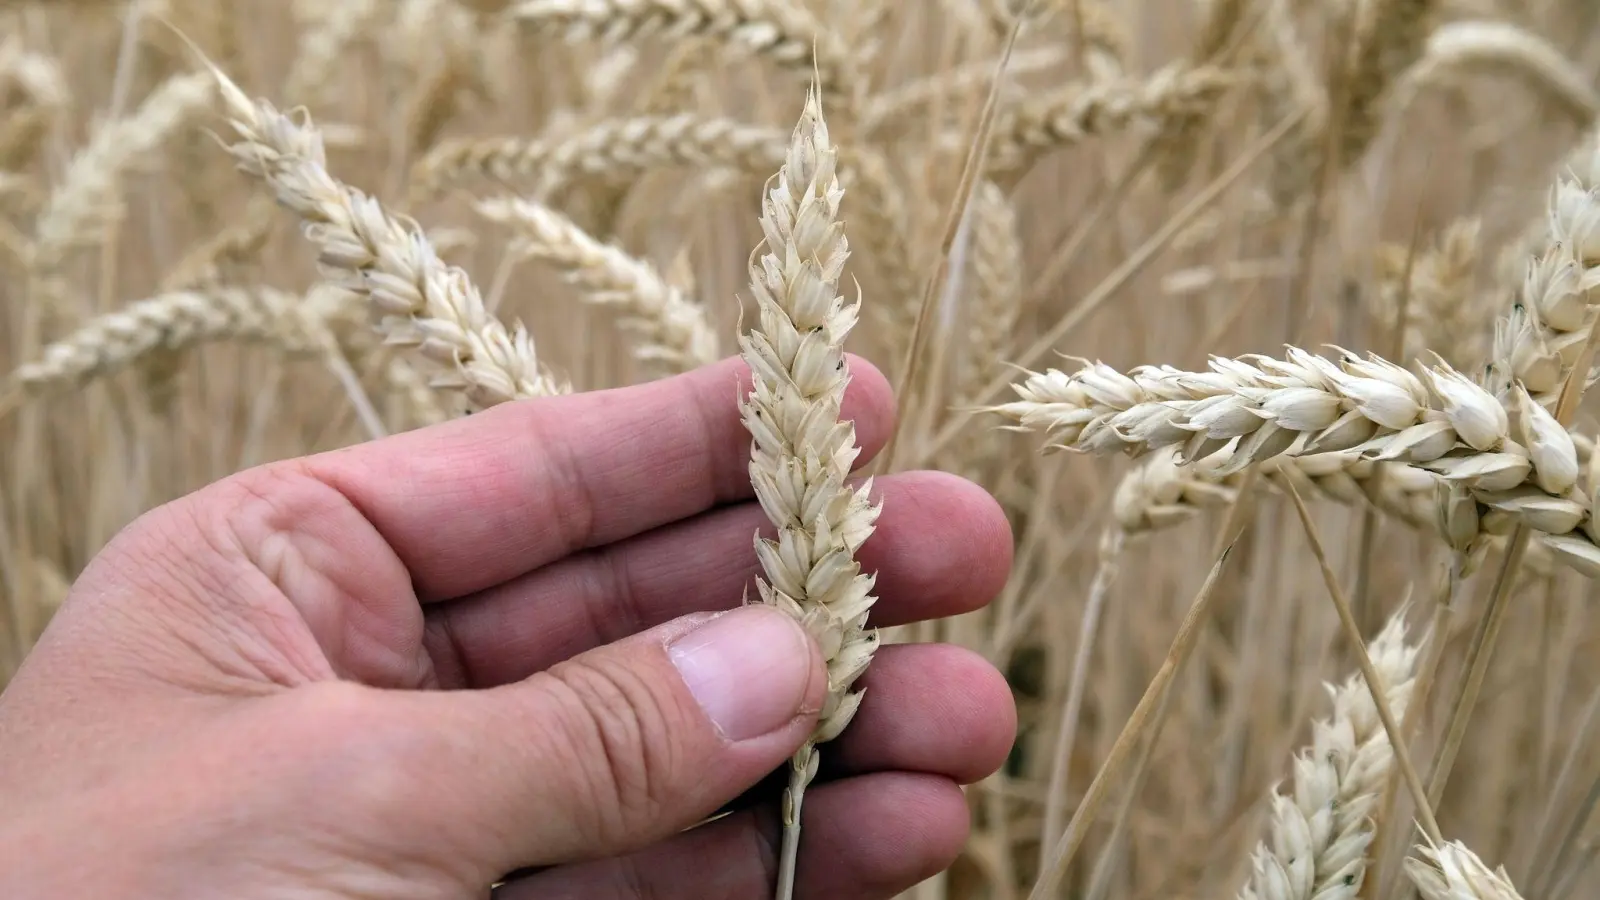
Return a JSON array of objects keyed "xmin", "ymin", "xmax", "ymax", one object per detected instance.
[
  {"xmin": 475, "ymin": 196, "xmax": 719, "ymax": 374},
  {"xmin": 412, "ymin": 115, "xmax": 788, "ymax": 201},
  {"xmin": 1405, "ymin": 841, "xmax": 1527, "ymax": 900},
  {"xmin": 506, "ymin": 0, "xmax": 858, "ymax": 113},
  {"xmin": 6, "ymin": 287, "xmax": 344, "ymax": 400},
  {"xmin": 738, "ymin": 86, "xmax": 880, "ymax": 900},
  {"xmin": 205, "ymin": 62, "xmax": 565, "ymax": 407},
  {"xmin": 1337, "ymin": 0, "xmax": 1442, "ymax": 165},
  {"xmin": 1397, "ymin": 21, "xmax": 1599, "ymax": 127},
  {"xmin": 32, "ymin": 72, "xmax": 215, "ymax": 306},
  {"xmin": 987, "ymin": 64, "xmax": 1235, "ymax": 177},
  {"xmin": 283, "ymin": 0, "xmax": 381, "ymax": 107},
  {"xmin": 1374, "ymin": 218, "xmax": 1490, "ymax": 369},
  {"xmin": 1238, "ymin": 611, "xmax": 1423, "ymax": 900}
]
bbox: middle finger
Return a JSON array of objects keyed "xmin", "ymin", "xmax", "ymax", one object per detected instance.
[{"xmin": 423, "ymin": 470, "xmax": 1012, "ymax": 688}]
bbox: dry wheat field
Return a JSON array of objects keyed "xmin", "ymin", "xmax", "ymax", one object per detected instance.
[{"xmin": 5, "ymin": 0, "xmax": 1600, "ymax": 897}]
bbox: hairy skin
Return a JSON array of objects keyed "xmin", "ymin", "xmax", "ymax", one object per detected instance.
[{"xmin": 0, "ymin": 355, "xmax": 1017, "ymax": 900}]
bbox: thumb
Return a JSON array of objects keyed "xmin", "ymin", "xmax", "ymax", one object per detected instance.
[{"xmin": 399, "ymin": 605, "xmax": 826, "ymax": 875}]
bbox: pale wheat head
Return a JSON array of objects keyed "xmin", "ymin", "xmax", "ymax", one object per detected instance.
[{"xmin": 737, "ymin": 84, "xmax": 880, "ymax": 899}]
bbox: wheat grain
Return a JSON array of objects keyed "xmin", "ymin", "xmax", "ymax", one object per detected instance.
[
  {"xmin": 475, "ymin": 196, "xmax": 719, "ymax": 374},
  {"xmin": 205, "ymin": 63, "xmax": 565, "ymax": 407},
  {"xmin": 738, "ymin": 86, "xmax": 880, "ymax": 900},
  {"xmin": 987, "ymin": 346, "xmax": 1600, "ymax": 573}
]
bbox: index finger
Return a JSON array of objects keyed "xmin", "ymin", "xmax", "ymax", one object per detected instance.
[{"xmin": 303, "ymin": 355, "xmax": 895, "ymax": 600}]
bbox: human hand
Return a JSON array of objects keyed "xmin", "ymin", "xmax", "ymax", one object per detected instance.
[{"xmin": 0, "ymin": 355, "xmax": 1016, "ymax": 899}]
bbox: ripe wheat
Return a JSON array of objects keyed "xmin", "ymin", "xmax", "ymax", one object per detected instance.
[{"xmin": 738, "ymin": 86, "xmax": 880, "ymax": 900}]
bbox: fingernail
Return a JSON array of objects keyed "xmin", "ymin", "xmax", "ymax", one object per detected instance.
[{"xmin": 668, "ymin": 606, "xmax": 816, "ymax": 742}]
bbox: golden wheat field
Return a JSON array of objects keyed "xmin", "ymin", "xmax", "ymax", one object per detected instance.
[{"xmin": 9, "ymin": 0, "xmax": 1600, "ymax": 897}]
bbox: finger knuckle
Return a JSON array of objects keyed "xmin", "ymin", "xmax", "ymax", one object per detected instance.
[{"xmin": 536, "ymin": 655, "xmax": 688, "ymax": 845}]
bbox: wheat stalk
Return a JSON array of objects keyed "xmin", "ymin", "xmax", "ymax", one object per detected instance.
[
  {"xmin": 981, "ymin": 0, "xmax": 1125, "ymax": 78},
  {"xmin": 1238, "ymin": 610, "xmax": 1423, "ymax": 900},
  {"xmin": 475, "ymin": 195, "xmax": 719, "ymax": 374},
  {"xmin": 203, "ymin": 62, "xmax": 564, "ymax": 407},
  {"xmin": 738, "ymin": 86, "xmax": 880, "ymax": 900}
]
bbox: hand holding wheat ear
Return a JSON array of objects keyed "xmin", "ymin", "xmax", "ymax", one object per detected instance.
[
  {"xmin": 738, "ymin": 86, "xmax": 883, "ymax": 900},
  {"xmin": 0, "ymin": 354, "xmax": 1015, "ymax": 899}
]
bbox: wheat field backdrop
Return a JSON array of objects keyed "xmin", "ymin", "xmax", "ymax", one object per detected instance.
[{"xmin": 3, "ymin": 0, "xmax": 1600, "ymax": 898}]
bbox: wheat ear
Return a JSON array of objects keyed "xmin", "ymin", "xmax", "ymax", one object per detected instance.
[
  {"xmin": 1238, "ymin": 610, "xmax": 1423, "ymax": 900},
  {"xmin": 1397, "ymin": 21, "xmax": 1599, "ymax": 127},
  {"xmin": 738, "ymin": 86, "xmax": 880, "ymax": 900},
  {"xmin": 1373, "ymin": 218, "xmax": 1489, "ymax": 368},
  {"xmin": 412, "ymin": 115, "xmax": 788, "ymax": 201},
  {"xmin": 1337, "ymin": 0, "xmax": 1442, "ymax": 165},
  {"xmin": 31, "ymin": 72, "xmax": 215, "ymax": 306},
  {"xmin": 987, "ymin": 63, "xmax": 1235, "ymax": 178},
  {"xmin": 202, "ymin": 62, "xmax": 564, "ymax": 407},
  {"xmin": 1405, "ymin": 841, "xmax": 1527, "ymax": 900},
  {"xmin": 505, "ymin": 0, "xmax": 857, "ymax": 113},
  {"xmin": 4, "ymin": 287, "xmax": 342, "ymax": 400},
  {"xmin": 988, "ymin": 348, "xmax": 1600, "ymax": 574},
  {"xmin": 474, "ymin": 196, "xmax": 719, "ymax": 374},
  {"xmin": 993, "ymin": 136, "xmax": 1600, "ymax": 574}
]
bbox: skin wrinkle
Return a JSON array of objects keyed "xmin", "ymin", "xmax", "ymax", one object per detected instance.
[
  {"xmin": 524, "ymin": 405, "xmax": 606, "ymax": 575},
  {"xmin": 214, "ymin": 465, "xmax": 432, "ymax": 689},
  {"xmin": 550, "ymin": 653, "xmax": 683, "ymax": 848},
  {"xmin": 580, "ymin": 541, "xmax": 651, "ymax": 668},
  {"xmin": 115, "ymin": 496, "xmax": 324, "ymax": 691},
  {"xmin": 423, "ymin": 606, "xmax": 476, "ymax": 688},
  {"xmin": 529, "ymin": 661, "xmax": 657, "ymax": 850}
]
